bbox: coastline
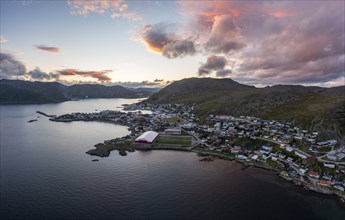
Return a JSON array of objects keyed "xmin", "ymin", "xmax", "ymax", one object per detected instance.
[
  {"xmin": 192, "ymin": 149, "xmax": 345, "ymax": 204},
  {"xmin": 47, "ymin": 109, "xmax": 345, "ymax": 206},
  {"xmin": 86, "ymin": 139, "xmax": 345, "ymax": 205}
]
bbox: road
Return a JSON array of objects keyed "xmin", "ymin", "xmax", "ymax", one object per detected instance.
[{"xmin": 255, "ymin": 137, "xmax": 345, "ymax": 165}]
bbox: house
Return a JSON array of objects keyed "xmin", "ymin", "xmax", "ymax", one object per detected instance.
[
  {"xmin": 227, "ymin": 127, "xmax": 237, "ymax": 135},
  {"xmin": 323, "ymin": 162, "xmax": 336, "ymax": 169},
  {"xmin": 287, "ymin": 157, "xmax": 293, "ymax": 163},
  {"xmin": 317, "ymin": 141, "xmax": 329, "ymax": 147},
  {"xmin": 322, "ymin": 173, "xmax": 333, "ymax": 181},
  {"xmin": 285, "ymin": 146, "xmax": 294, "ymax": 152},
  {"xmin": 164, "ymin": 128, "xmax": 181, "ymax": 135},
  {"xmin": 182, "ymin": 123, "xmax": 194, "ymax": 129},
  {"xmin": 327, "ymin": 139, "xmax": 337, "ymax": 146},
  {"xmin": 308, "ymin": 171, "xmax": 320, "ymax": 179},
  {"xmin": 278, "ymin": 153, "xmax": 286, "ymax": 159},
  {"xmin": 237, "ymin": 154, "xmax": 248, "ymax": 160},
  {"xmin": 299, "ymin": 167, "xmax": 308, "ymax": 174},
  {"xmin": 271, "ymin": 155, "xmax": 278, "ymax": 161},
  {"xmin": 262, "ymin": 153, "xmax": 270, "ymax": 160},
  {"xmin": 135, "ymin": 131, "xmax": 159, "ymax": 144},
  {"xmin": 295, "ymin": 150, "xmax": 309, "ymax": 159},
  {"xmin": 260, "ymin": 149, "xmax": 271, "ymax": 155},
  {"xmin": 260, "ymin": 146, "xmax": 272, "ymax": 155},
  {"xmin": 333, "ymin": 184, "xmax": 345, "ymax": 192},
  {"xmin": 231, "ymin": 146, "xmax": 241, "ymax": 154},
  {"xmin": 326, "ymin": 154, "xmax": 337, "ymax": 161},
  {"xmin": 318, "ymin": 180, "xmax": 332, "ymax": 187},
  {"xmin": 262, "ymin": 146, "xmax": 273, "ymax": 151},
  {"xmin": 337, "ymin": 153, "xmax": 345, "ymax": 160}
]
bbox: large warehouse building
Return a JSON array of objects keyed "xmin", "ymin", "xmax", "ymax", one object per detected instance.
[{"xmin": 134, "ymin": 131, "xmax": 159, "ymax": 144}]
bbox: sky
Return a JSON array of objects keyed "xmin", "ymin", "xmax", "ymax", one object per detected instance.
[{"xmin": 0, "ymin": 0, "xmax": 344, "ymax": 88}]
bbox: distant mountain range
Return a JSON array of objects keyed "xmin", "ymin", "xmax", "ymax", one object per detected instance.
[
  {"xmin": 146, "ymin": 78, "xmax": 345, "ymax": 142},
  {"xmin": 0, "ymin": 79, "xmax": 158, "ymax": 104}
]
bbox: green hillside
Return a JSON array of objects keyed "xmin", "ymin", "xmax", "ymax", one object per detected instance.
[{"xmin": 146, "ymin": 78, "xmax": 345, "ymax": 142}]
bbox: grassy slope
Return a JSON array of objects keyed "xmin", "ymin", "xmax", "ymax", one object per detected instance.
[{"xmin": 147, "ymin": 78, "xmax": 345, "ymax": 143}]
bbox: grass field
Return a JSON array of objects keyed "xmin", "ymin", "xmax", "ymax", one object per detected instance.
[
  {"xmin": 155, "ymin": 135, "xmax": 192, "ymax": 146},
  {"xmin": 163, "ymin": 116, "xmax": 189, "ymax": 124}
]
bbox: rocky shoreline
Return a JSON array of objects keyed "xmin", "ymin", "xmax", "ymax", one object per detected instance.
[
  {"xmin": 86, "ymin": 141, "xmax": 135, "ymax": 157},
  {"xmin": 192, "ymin": 150, "xmax": 345, "ymax": 206},
  {"xmin": 85, "ymin": 139, "xmax": 345, "ymax": 205},
  {"xmin": 86, "ymin": 140, "xmax": 191, "ymax": 157}
]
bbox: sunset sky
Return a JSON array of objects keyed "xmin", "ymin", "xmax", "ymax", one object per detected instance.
[{"xmin": 0, "ymin": 0, "xmax": 344, "ymax": 87}]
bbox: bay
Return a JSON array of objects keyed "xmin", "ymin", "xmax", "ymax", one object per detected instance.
[{"xmin": 1, "ymin": 99, "xmax": 344, "ymax": 219}]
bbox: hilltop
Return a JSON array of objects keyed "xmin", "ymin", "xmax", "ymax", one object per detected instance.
[
  {"xmin": 146, "ymin": 78, "xmax": 345, "ymax": 142},
  {"xmin": 0, "ymin": 79, "xmax": 156, "ymax": 104}
]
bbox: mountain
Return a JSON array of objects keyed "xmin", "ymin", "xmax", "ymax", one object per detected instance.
[
  {"xmin": 64, "ymin": 84, "xmax": 138, "ymax": 99},
  {"xmin": 128, "ymin": 87, "xmax": 162, "ymax": 97},
  {"xmin": 146, "ymin": 78, "xmax": 345, "ymax": 142},
  {"xmin": 0, "ymin": 80, "xmax": 67, "ymax": 103},
  {"xmin": 147, "ymin": 78, "xmax": 255, "ymax": 103},
  {"xmin": 0, "ymin": 79, "xmax": 157, "ymax": 104}
]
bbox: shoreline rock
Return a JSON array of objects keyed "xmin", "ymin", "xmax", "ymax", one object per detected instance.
[
  {"xmin": 199, "ymin": 157, "xmax": 215, "ymax": 162},
  {"xmin": 36, "ymin": 111, "xmax": 56, "ymax": 118},
  {"xmin": 119, "ymin": 150, "xmax": 127, "ymax": 156}
]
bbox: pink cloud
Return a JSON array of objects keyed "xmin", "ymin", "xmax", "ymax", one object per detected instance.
[
  {"xmin": 176, "ymin": 0, "xmax": 345, "ymax": 84},
  {"xmin": 138, "ymin": 23, "xmax": 196, "ymax": 58},
  {"xmin": 57, "ymin": 69, "xmax": 113, "ymax": 81},
  {"xmin": 67, "ymin": 0, "xmax": 141, "ymax": 21}
]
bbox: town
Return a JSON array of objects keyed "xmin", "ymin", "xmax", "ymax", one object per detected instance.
[{"xmin": 49, "ymin": 102, "xmax": 345, "ymax": 200}]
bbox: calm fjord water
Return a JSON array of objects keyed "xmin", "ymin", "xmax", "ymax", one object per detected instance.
[{"xmin": 1, "ymin": 99, "xmax": 345, "ymax": 219}]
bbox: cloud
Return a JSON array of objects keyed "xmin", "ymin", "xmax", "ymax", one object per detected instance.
[
  {"xmin": 0, "ymin": 52, "xmax": 26, "ymax": 79},
  {"xmin": 216, "ymin": 69, "xmax": 232, "ymax": 77},
  {"xmin": 120, "ymin": 11, "xmax": 142, "ymax": 21},
  {"xmin": 67, "ymin": 0, "xmax": 141, "ymax": 21},
  {"xmin": 162, "ymin": 40, "xmax": 196, "ymax": 59},
  {"xmin": 0, "ymin": 52, "xmax": 61, "ymax": 81},
  {"xmin": 204, "ymin": 14, "xmax": 245, "ymax": 54},
  {"xmin": 198, "ymin": 55, "xmax": 228, "ymax": 76},
  {"xmin": 139, "ymin": 23, "xmax": 196, "ymax": 58},
  {"xmin": 139, "ymin": 24, "xmax": 170, "ymax": 53},
  {"xmin": 175, "ymin": 1, "xmax": 345, "ymax": 84},
  {"xmin": 0, "ymin": 55, "xmax": 113, "ymax": 82},
  {"xmin": 234, "ymin": 2, "xmax": 345, "ymax": 84},
  {"xmin": 35, "ymin": 45, "xmax": 61, "ymax": 53},
  {"xmin": 0, "ymin": 36, "xmax": 7, "ymax": 44},
  {"xmin": 109, "ymin": 79, "xmax": 170, "ymax": 88},
  {"xmin": 27, "ymin": 67, "xmax": 60, "ymax": 80},
  {"xmin": 57, "ymin": 69, "xmax": 112, "ymax": 81}
]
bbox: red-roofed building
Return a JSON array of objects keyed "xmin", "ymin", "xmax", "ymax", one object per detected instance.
[
  {"xmin": 318, "ymin": 180, "xmax": 332, "ymax": 187},
  {"xmin": 308, "ymin": 171, "xmax": 320, "ymax": 179}
]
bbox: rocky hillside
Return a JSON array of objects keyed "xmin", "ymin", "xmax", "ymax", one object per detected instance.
[{"xmin": 146, "ymin": 78, "xmax": 345, "ymax": 143}]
